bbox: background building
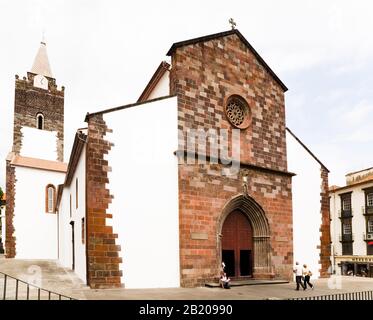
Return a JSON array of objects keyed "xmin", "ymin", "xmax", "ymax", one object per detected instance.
[{"xmin": 330, "ymin": 167, "xmax": 373, "ymax": 277}]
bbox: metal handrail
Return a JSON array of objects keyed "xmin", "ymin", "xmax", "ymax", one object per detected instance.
[
  {"xmin": 339, "ymin": 233, "xmax": 354, "ymax": 242},
  {"xmin": 363, "ymin": 206, "xmax": 373, "ymax": 215},
  {"xmin": 289, "ymin": 289, "xmax": 373, "ymax": 300},
  {"xmin": 0, "ymin": 270, "xmax": 77, "ymax": 300},
  {"xmin": 338, "ymin": 209, "xmax": 353, "ymax": 218}
]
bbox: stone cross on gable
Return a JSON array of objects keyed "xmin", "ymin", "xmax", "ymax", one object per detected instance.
[{"xmin": 229, "ymin": 18, "xmax": 236, "ymax": 30}]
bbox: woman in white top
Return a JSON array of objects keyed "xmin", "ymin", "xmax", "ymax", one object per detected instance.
[{"xmin": 302, "ymin": 264, "xmax": 314, "ymax": 290}]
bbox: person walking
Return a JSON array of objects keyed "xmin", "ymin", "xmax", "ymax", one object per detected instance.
[
  {"xmin": 302, "ymin": 264, "xmax": 314, "ymax": 290},
  {"xmin": 293, "ymin": 261, "xmax": 305, "ymax": 290}
]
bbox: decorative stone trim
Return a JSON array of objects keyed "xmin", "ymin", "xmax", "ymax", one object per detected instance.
[
  {"xmin": 86, "ymin": 114, "xmax": 122, "ymax": 289},
  {"xmin": 191, "ymin": 232, "xmax": 208, "ymax": 240}
]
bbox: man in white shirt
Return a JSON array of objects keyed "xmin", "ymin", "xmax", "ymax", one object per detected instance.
[
  {"xmin": 293, "ymin": 261, "xmax": 305, "ymax": 290},
  {"xmin": 302, "ymin": 264, "xmax": 314, "ymax": 290}
]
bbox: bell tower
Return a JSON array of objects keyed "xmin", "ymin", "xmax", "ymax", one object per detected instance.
[
  {"xmin": 5, "ymin": 41, "xmax": 66, "ymax": 258},
  {"xmin": 12, "ymin": 41, "xmax": 64, "ymax": 161}
]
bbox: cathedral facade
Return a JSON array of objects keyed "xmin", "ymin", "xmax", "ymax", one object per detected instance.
[
  {"xmin": 4, "ymin": 29, "xmax": 331, "ymax": 289},
  {"xmin": 81, "ymin": 29, "xmax": 294, "ymax": 288}
]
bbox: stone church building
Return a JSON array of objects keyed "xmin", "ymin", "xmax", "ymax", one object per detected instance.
[{"xmin": 4, "ymin": 29, "xmax": 331, "ymax": 289}]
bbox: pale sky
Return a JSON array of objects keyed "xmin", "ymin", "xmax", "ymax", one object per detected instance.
[{"xmin": 1, "ymin": 0, "xmax": 373, "ymax": 188}]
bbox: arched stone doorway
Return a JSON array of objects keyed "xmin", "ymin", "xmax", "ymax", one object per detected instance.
[
  {"xmin": 222, "ymin": 210, "xmax": 253, "ymax": 277},
  {"xmin": 218, "ymin": 194, "xmax": 272, "ymax": 278}
]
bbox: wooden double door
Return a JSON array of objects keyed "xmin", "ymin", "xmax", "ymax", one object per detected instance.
[{"xmin": 222, "ymin": 210, "xmax": 253, "ymax": 278}]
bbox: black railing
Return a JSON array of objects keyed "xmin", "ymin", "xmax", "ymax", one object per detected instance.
[
  {"xmin": 363, "ymin": 206, "xmax": 373, "ymax": 216},
  {"xmin": 0, "ymin": 270, "xmax": 76, "ymax": 300},
  {"xmin": 289, "ymin": 290, "xmax": 373, "ymax": 300},
  {"xmin": 338, "ymin": 209, "xmax": 353, "ymax": 219},
  {"xmin": 339, "ymin": 234, "xmax": 354, "ymax": 242}
]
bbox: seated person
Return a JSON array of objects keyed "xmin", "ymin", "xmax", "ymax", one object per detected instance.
[{"xmin": 219, "ymin": 272, "xmax": 231, "ymax": 289}]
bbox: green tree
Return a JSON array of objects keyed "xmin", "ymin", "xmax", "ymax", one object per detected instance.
[{"xmin": 0, "ymin": 187, "xmax": 3, "ymax": 201}]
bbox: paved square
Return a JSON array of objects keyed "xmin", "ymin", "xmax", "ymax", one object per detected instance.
[{"xmin": 1, "ymin": 258, "xmax": 373, "ymax": 300}]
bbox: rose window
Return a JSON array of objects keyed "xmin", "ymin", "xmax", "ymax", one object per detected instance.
[{"xmin": 224, "ymin": 96, "xmax": 250, "ymax": 129}]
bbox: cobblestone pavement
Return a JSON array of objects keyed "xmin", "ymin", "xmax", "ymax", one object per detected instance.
[{"xmin": 1, "ymin": 257, "xmax": 373, "ymax": 300}]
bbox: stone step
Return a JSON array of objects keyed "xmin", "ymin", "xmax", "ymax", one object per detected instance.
[
  {"xmin": 205, "ymin": 279, "xmax": 289, "ymax": 288},
  {"xmin": 0, "ymin": 258, "xmax": 89, "ymax": 300}
]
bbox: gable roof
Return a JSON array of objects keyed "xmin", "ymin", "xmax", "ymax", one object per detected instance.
[
  {"xmin": 55, "ymin": 130, "xmax": 87, "ymax": 211},
  {"xmin": 138, "ymin": 61, "xmax": 170, "ymax": 102},
  {"xmin": 64, "ymin": 130, "xmax": 87, "ymax": 186},
  {"xmin": 85, "ymin": 94, "xmax": 176, "ymax": 121},
  {"xmin": 286, "ymin": 127, "xmax": 329, "ymax": 172},
  {"xmin": 166, "ymin": 29, "xmax": 288, "ymax": 92}
]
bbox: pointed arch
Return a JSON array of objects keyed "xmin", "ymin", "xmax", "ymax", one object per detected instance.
[
  {"xmin": 217, "ymin": 194, "xmax": 272, "ymax": 276},
  {"xmin": 218, "ymin": 194, "xmax": 270, "ymax": 237}
]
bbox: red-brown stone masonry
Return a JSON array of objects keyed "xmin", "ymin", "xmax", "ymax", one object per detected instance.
[
  {"xmin": 86, "ymin": 114, "xmax": 122, "ymax": 289},
  {"xmin": 170, "ymin": 34, "xmax": 287, "ymax": 172},
  {"xmin": 319, "ymin": 167, "xmax": 331, "ymax": 278},
  {"xmin": 178, "ymin": 163, "xmax": 293, "ymax": 287},
  {"xmin": 5, "ymin": 161, "xmax": 16, "ymax": 258},
  {"xmin": 13, "ymin": 74, "xmax": 64, "ymax": 161}
]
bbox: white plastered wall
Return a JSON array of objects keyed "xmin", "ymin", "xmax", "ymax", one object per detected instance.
[
  {"xmin": 12, "ymin": 166, "xmax": 65, "ymax": 259},
  {"xmin": 104, "ymin": 96, "xmax": 180, "ymax": 288},
  {"xmin": 287, "ymin": 131, "xmax": 322, "ymax": 278},
  {"xmin": 147, "ymin": 70, "xmax": 170, "ymax": 100},
  {"xmin": 57, "ymin": 147, "xmax": 86, "ymax": 282},
  {"xmin": 20, "ymin": 127, "xmax": 58, "ymax": 161},
  {"xmin": 330, "ymin": 192, "xmax": 340, "ymax": 272}
]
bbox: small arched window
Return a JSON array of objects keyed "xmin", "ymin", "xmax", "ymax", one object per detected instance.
[
  {"xmin": 36, "ymin": 113, "xmax": 44, "ymax": 130},
  {"xmin": 45, "ymin": 184, "xmax": 56, "ymax": 213}
]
